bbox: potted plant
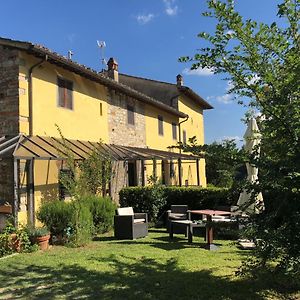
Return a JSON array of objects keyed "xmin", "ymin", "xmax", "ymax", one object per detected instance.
[{"xmin": 29, "ymin": 227, "xmax": 50, "ymax": 250}]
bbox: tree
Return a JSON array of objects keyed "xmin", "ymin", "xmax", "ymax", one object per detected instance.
[
  {"xmin": 180, "ymin": 0, "xmax": 300, "ymax": 274},
  {"xmin": 180, "ymin": 137, "xmax": 245, "ymax": 188}
]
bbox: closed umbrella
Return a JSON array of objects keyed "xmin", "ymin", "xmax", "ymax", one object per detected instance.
[{"xmin": 237, "ymin": 118, "xmax": 264, "ymax": 214}]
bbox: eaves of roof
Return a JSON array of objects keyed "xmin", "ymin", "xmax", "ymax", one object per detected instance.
[
  {"xmin": 0, "ymin": 37, "xmax": 187, "ymax": 118},
  {"xmin": 179, "ymin": 86, "xmax": 213, "ymax": 109},
  {"xmin": 119, "ymin": 73, "xmax": 213, "ymax": 110}
]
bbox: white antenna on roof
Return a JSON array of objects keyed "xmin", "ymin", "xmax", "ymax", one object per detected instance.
[
  {"xmin": 67, "ymin": 50, "xmax": 74, "ymax": 60},
  {"xmin": 97, "ymin": 40, "xmax": 107, "ymax": 71}
]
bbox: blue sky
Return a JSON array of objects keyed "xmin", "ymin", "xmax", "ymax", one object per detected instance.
[{"xmin": 0, "ymin": 0, "xmax": 281, "ymax": 146}]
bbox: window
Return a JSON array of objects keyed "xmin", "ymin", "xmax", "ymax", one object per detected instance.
[
  {"xmin": 182, "ymin": 130, "xmax": 187, "ymax": 144},
  {"xmin": 127, "ymin": 104, "xmax": 135, "ymax": 125},
  {"xmin": 58, "ymin": 169, "xmax": 73, "ymax": 200},
  {"xmin": 172, "ymin": 123, "xmax": 177, "ymax": 140},
  {"xmin": 158, "ymin": 115, "xmax": 164, "ymax": 135},
  {"xmin": 58, "ymin": 77, "xmax": 73, "ymax": 109},
  {"xmin": 99, "ymin": 102, "xmax": 103, "ymax": 116},
  {"xmin": 170, "ymin": 161, "xmax": 175, "ymax": 178}
]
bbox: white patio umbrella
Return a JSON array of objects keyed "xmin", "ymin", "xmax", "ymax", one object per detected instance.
[{"xmin": 237, "ymin": 118, "xmax": 264, "ymax": 214}]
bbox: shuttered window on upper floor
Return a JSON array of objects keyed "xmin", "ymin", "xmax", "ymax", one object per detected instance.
[
  {"xmin": 158, "ymin": 115, "xmax": 164, "ymax": 136},
  {"xmin": 172, "ymin": 122, "xmax": 177, "ymax": 140},
  {"xmin": 127, "ymin": 104, "xmax": 135, "ymax": 125},
  {"xmin": 58, "ymin": 77, "xmax": 73, "ymax": 110},
  {"xmin": 183, "ymin": 130, "xmax": 187, "ymax": 144}
]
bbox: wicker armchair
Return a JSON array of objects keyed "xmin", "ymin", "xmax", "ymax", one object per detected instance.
[
  {"xmin": 114, "ymin": 207, "xmax": 148, "ymax": 240},
  {"xmin": 166, "ymin": 205, "xmax": 191, "ymax": 233}
]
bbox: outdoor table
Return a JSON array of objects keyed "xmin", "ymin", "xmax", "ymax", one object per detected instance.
[
  {"xmin": 190, "ymin": 210, "xmax": 232, "ymax": 250},
  {"xmin": 169, "ymin": 220, "xmax": 205, "ymax": 243}
]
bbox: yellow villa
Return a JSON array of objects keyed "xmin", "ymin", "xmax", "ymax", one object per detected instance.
[{"xmin": 0, "ymin": 37, "xmax": 212, "ymax": 226}]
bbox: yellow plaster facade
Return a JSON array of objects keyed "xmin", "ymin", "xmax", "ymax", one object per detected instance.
[
  {"xmin": 18, "ymin": 53, "xmax": 109, "ymax": 142},
  {"xmin": 0, "ymin": 40, "xmax": 211, "ymax": 225}
]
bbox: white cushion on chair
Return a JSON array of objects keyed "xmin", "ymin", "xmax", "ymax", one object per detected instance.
[
  {"xmin": 133, "ymin": 218, "xmax": 146, "ymax": 224},
  {"xmin": 117, "ymin": 207, "xmax": 134, "ymax": 216}
]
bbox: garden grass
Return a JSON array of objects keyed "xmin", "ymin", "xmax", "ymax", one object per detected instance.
[{"xmin": 0, "ymin": 229, "xmax": 299, "ymax": 299}]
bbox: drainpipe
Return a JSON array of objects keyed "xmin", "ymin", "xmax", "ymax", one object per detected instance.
[
  {"xmin": 178, "ymin": 115, "xmax": 189, "ymax": 154},
  {"xmin": 28, "ymin": 55, "xmax": 48, "ymax": 136}
]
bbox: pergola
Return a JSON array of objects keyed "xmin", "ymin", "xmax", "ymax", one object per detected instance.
[{"xmin": 0, "ymin": 134, "xmax": 202, "ymax": 223}]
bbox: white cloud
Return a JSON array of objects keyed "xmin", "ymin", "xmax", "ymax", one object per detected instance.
[
  {"xmin": 225, "ymin": 30, "xmax": 235, "ymax": 36},
  {"xmin": 221, "ymin": 136, "xmax": 242, "ymax": 142},
  {"xmin": 182, "ymin": 67, "xmax": 214, "ymax": 76},
  {"xmin": 163, "ymin": 0, "xmax": 178, "ymax": 16},
  {"xmin": 215, "ymin": 94, "xmax": 234, "ymax": 104},
  {"xmin": 226, "ymin": 80, "xmax": 235, "ymax": 91},
  {"xmin": 67, "ymin": 33, "xmax": 76, "ymax": 44},
  {"xmin": 136, "ymin": 13, "xmax": 155, "ymax": 25},
  {"xmin": 207, "ymin": 81, "xmax": 236, "ymax": 104}
]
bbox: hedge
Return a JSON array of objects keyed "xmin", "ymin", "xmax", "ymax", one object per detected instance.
[{"xmin": 119, "ymin": 186, "xmax": 239, "ymax": 222}]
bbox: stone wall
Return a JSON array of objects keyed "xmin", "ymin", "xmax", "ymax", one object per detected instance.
[
  {"xmin": 0, "ymin": 159, "xmax": 14, "ymax": 206},
  {"xmin": 110, "ymin": 160, "xmax": 144, "ymax": 203},
  {"xmin": 0, "ymin": 46, "xmax": 19, "ymax": 210},
  {"xmin": 107, "ymin": 90, "xmax": 146, "ymax": 147},
  {"xmin": 107, "ymin": 90, "xmax": 147, "ymax": 202},
  {"xmin": 0, "ymin": 46, "xmax": 19, "ymax": 136},
  {"xmin": 110, "ymin": 161, "xmax": 128, "ymax": 204}
]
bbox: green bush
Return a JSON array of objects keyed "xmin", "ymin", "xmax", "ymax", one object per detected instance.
[
  {"xmin": 37, "ymin": 196, "xmax": 116, "ymax": 245},
  {"xmin": 69, "ymin": 202, "xmax": 94, "ymax": 246},
  {"xmin": 37, "ymin": 200, "xmax": 75, "ymax": 241},
  {"xmin": 80, "ymin": 195, "xmax": 116, "ymax": 233},
  {"xmin": 0, "ymin": 221, "xmax": 34, "ymax": 257},
  {"xmin": 119, "ymin": 185, "xmax": 166, "ymax": 223},
  {"xmin": 119, "ymin": 186, "xmax": 238, "ymax": 223}
]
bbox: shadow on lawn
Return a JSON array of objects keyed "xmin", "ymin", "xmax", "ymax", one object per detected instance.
[{"xmin": 0, "ymin": 255, "xmax": 298, "ymax": 299}]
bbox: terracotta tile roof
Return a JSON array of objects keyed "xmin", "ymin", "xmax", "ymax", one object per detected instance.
[{"xmin": 118, "ymin": 73, "xmax": 213, "ymax": 110}]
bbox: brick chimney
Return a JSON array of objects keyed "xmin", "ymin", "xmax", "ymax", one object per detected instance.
[
  {"xmin": 176, "ymin": 74, "xmax": 183, "ymax": 87},
  {"xmin": 107, "ymin": 57, "xmax": 119, "ymax": 82}
]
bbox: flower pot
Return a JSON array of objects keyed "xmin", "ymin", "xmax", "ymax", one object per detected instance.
[
  {"xmin": 10, "ymin": 233, "xmax": 21, "ymax": 252},
  {"xmin": 35, "ymin": 234, "xmax": 50, "ymax": 250},
  {"xmin": 0, "ymin": 205, "xmax": 12, "ymax": 214}
]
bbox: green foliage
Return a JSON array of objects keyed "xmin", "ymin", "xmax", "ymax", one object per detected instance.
[
  {"xmin": 119, "ymin": 186, "xmax": 236, "ymax": 223},
  {"xmin": 56, "ymin": 125, "xmax": 112, "ymax": 200},
  {"xmin": 27, "ymin": 226, "xmax": 50, "ymax": 238},
  {"xmin": 178, "ymin": 137, "xmax": 245, "ymax": 187},
  {"xmin": 0, "ymin": 232, "xmax": 13, "ymax": 257},
  {"xmin": 80, "ymin": 195, "xmax": 116, "ymax": 234},
  {"xmin": 181, "ymin": 0, "xmax": 300, "ymax": 274},
  {"xmin": 37, "ymin": 196, "xmax": 115, "ymax": 245},
  {"xmin": 119, "ymin": 186, "xmax": 167, "ymax": 223},
  {"xmin": 0, "ymin": 220, "xmax": 33, "ymax": 257},
  {"xmin": 37, "ymin": 200, "xmax": 74, "ymax": 241},
  {"xmin": 69, "ymin": 202, "xmax": 94, "ymax": 247},
  {"xmin": 43, "ymin": 126, "xmax": 114, "ymax": 246}
]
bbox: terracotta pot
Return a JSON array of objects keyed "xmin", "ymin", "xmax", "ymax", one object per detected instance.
[
  {"xmin": 0, "ymin": 205, "xmax": 12, "ymax": 214},
  {"xmin": 10, "ymin": 233, "xmax": 21, "ymax": 252},
  {"xmin": 35, "ymin": 234, "xmax": 50, "ymax": 250}
]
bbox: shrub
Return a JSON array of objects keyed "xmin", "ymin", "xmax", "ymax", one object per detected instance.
[
  {"xmin": 0, "ymin": 220, "xmax": 33, "ymax": 257},
  {"xmin": 119, "ymin": 186, "xmax": 237, "ymax": 223},
  {"xmin": 80, "ymin": 195, "xmax": 116, "ymax": 233},
  {"xmin": 69, "ymin": 202, "xmax": 94, "ymax": 247},
  {"xmin": 37, "ymin": 200, "xmax": 75, "ymax": 241},
  {"xmin": 119, "ymin": 185, "xmax": 166, "ymax": 223}
]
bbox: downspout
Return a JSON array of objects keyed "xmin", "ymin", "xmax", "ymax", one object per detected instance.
[
  {"xmin": 28, "ymin": 55, "xmax": 48, "ymax": 136},
  {"xmin": 178, "ymin": 115, "xmax": 189, "ymax": 154},
  {"xmin": 177, "ymin": 115, "xmax": 188, "ymax": 187}
]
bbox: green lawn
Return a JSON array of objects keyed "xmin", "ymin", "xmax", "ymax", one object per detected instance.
[{"xmin": 0, "ymin": 229, "xmax": 298, "ymax": 299}]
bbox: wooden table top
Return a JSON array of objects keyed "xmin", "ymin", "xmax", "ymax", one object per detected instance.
[{"xmin": 190, "ymin": 209, "xmax": 231, "ymax": 216}]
